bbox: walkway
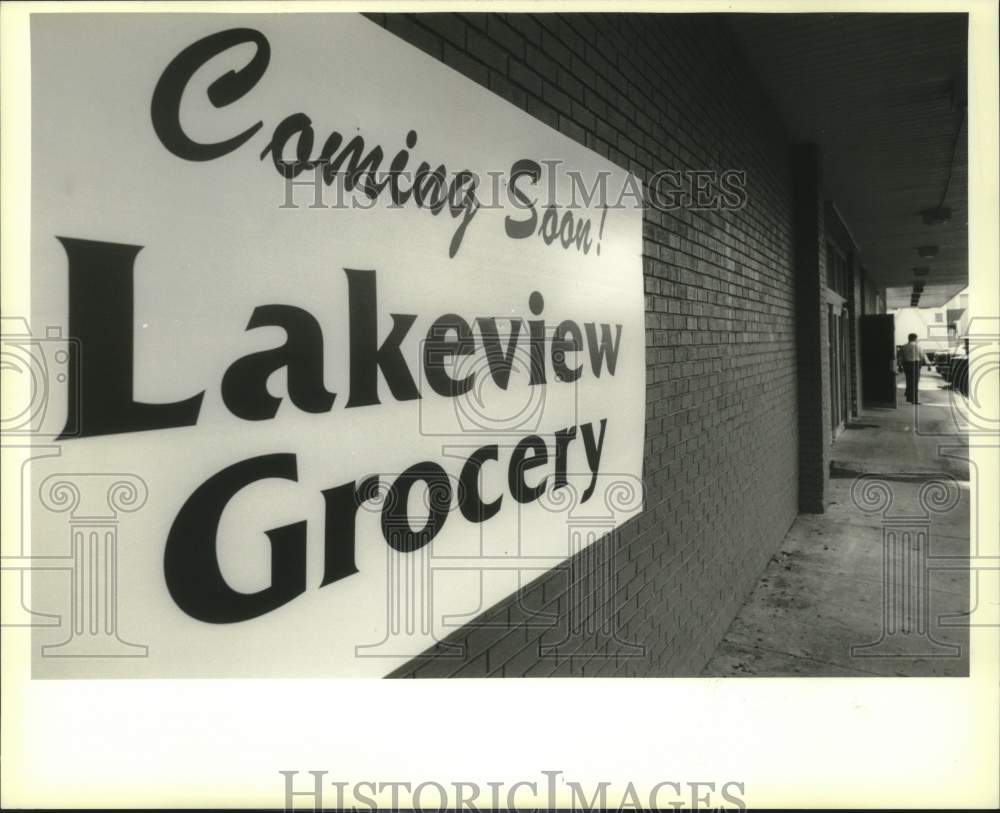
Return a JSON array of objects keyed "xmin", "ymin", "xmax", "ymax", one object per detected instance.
[{"xmin": 702, "ymin": 367, "xmax": 973, "ymax": 677}]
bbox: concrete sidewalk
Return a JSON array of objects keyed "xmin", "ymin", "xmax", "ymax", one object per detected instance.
[{"xmin": 702, "ymin": 368, "xmax": 973, "ymax": 677}]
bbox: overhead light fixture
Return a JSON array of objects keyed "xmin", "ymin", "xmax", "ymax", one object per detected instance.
[
  {"xmin": 913, "ymin": 266, "xmax": 931, "ymax": 276},
  {"xmin": 920, "ymin": 207, "xmax": 952, "ymax": 225},
  {"xmin": 916, "ymin": 245, "xmax": 939, "ymax": 257}
]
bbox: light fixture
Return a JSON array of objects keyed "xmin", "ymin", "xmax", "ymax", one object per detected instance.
[{"xmin": 920, "ymin": 207, "xmax": 952, "ymax": 225}]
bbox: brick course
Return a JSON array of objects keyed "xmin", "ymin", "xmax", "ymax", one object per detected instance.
[
  {"xmin": 368, "ymin": 12, "xmax": 804, "ymax": 677},
  {"xmin": 793, "ymin": 145, "xmax": 832, "ymax": 513}
]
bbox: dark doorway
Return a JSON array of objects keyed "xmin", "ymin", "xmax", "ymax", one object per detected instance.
[{"xmin": 860, "ymin": 314, "xmax": 897, "ymax": 407}]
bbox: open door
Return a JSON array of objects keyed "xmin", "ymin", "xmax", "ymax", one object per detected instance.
[{"xmin": 860, "ymin": 314, "xmax": 897, "ymax": 407}]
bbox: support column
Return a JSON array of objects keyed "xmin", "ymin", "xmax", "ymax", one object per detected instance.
[{"xmin": 791, "ymin": 144, "xmax": 831, "ymax": 513}]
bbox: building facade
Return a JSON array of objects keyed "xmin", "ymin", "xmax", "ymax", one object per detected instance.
[{"xmin": 360, "ymin": 12, "xmax": 924, "ymax": 678}]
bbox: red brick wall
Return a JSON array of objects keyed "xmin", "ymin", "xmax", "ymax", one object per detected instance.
[{"xmin": 369, "ymin": 12, "xmax": 803, "ymax": 677}]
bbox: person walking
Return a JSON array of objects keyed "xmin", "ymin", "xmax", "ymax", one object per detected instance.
[{"xmin": 897, "ymin": 332, "xmax": 930, "ymax": 404}]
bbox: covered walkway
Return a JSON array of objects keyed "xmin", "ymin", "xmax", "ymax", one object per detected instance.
[{"xmin": 703, "ymin": 366, "xmax": 973, "ymax": 677}]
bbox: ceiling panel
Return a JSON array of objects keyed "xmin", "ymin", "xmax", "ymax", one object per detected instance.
[{"xmin": 726, "ymin": 13, "xmax": 968, "ymax": 299}]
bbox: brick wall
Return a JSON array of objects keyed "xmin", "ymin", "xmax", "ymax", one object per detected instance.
[
  {"xmin": 792, "ymin": 145, "xmax": 831, "ymax": 514},
  {"xmin": 369, "ymin": 12, "xmax": 803, "ymax": 677}
]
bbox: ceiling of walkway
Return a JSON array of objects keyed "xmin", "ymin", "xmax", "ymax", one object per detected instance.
[{"xmin": 726, "ymin": 13, "xmax": 968, "ymax": 309}]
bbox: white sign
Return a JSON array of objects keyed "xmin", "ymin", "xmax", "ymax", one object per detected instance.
[{"xmin": 28, "ymin": 13, "xmax": 644, "ymax": 677}]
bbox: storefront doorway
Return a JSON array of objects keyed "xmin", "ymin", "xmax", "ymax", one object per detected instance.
[{"xmin": 826, "ymin": 240, "xmax": 854, "ymax": 437}]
